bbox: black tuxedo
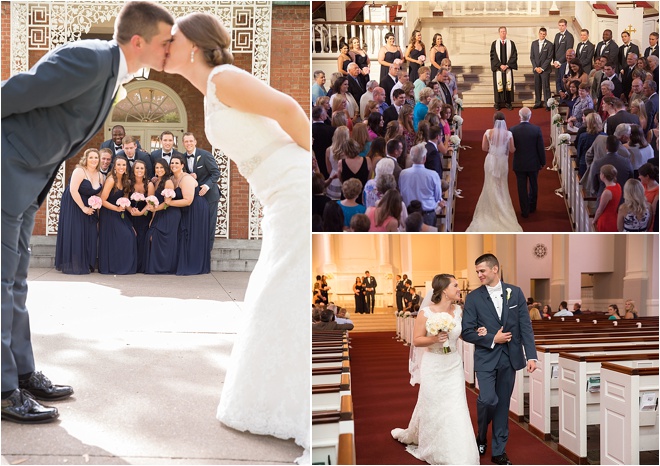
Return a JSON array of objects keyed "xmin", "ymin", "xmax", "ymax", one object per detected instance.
[
  {"xmin": 553, "ymin": 31, "xmax": 574, "ymax": 65},
  {"xmin": 617, "ymin": 42, "xmax": 640, "ymax": 71},
  {"xmin": 530, "ymin": 39, "xmax": 554, "ymax": 106},
  {"xmin": 115, "ymin": 149, "xmax": 154, "ymax": 179},
  {"xmin": 312, "ymin": 121, "xmax": 335, "ymax": 178},
  {"xmin": 595, "ymin": 40, "xmax": 618, "ymax": 64},
  {"xmin": 347, "ymin": 75, "xmax": 366, "ymax": 105},
  {"xmin": 363, "ymin": 276, "xmax": 377, "ymax": 313},
  {"xmin": 510, "ymin": 121, "xmax": 545, "ymax": 217},
  {"xmin": 395, "ymin": 279, "xmax": 406, "ymax": 311},
  {"xmin": 150, "ymin": 148, "xmax": 183, "ymax": 168},
  {"xmin": 424, "ymin": 141, "xmax": 442, "ymax": 179},
  {"xmin": 380, "ymin": 74, "xmax": 397, "ymax": 106},
  {"xmin": 186, "ymin": 148, "xmax": 221, "ymax": 250},
  {"xmin": 605, "ymin": 110, "xmax": 640, "ymax": 136},
  {"xmin": 462, "ymin": 282, "xmax": 537, "ymax": 457},
  {"xmin": 556, "ymin": 60, "xmax": 571, "ymax": 95},
  {"xmin": 576, "ymin": 40, "xmax": 595, "ymax": 73},
  {"xmin": 644, "ymin": 45, "xmax": 659, "ymax": 58},
  {"xmin": 620, "ymin": 65, "xmax": 636, "ymax": 99},
  {"xmin": 100, "ymin": 139, "xmax": 124, "ymax": 157},
  {"xmin": 383, "ymin": 104, "xmax": 400, "ymax": 126}
]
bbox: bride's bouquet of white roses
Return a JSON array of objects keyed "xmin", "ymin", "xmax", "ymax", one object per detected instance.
[
  {"xmin": 426, "ymin": 312, "xmax": 456, "ymax": 353},
  {"xmin": 557, "ymin": 133, "xmax": 571, "ymax": 145}
]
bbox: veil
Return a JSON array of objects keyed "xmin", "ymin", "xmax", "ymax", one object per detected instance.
[
  {"xmin": 489, "ymin": 119, "xmax": 509, "ymax": 150},
  {"xmin": 408, "ymin": 289, "xmax": 433, "ymax": 386}
]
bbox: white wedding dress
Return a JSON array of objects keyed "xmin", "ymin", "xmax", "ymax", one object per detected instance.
[
  {"xmin": 205, "ymin": 65, "xmax": 310, "ymax": 462},
  {"xmin": 466, "ymin": 126, "xmax": 523, "ymax": 232},
  {"xmin": 391, "ymin": 305, "xmax": 479, "ymax": 465}
]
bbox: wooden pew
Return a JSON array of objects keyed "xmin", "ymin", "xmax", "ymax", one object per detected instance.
[
  {"xmin": 557, "ymin": 351, "xmax": 659, "ymax": 463},
  {"xmin": 600, "ymin": 360, "xmax": 659, "ymax": 465}
]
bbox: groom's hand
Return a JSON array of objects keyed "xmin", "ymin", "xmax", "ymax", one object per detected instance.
[
  {"xmin": 493, "ymin": 327, "xmax": 512, "ymax": 344},
  {"xmin": 527, "ymin": 360, "xmax": 537, "ymax": 373}
]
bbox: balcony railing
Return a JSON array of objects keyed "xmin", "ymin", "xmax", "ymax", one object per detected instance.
[{"xmin": 312, "ymin": 21, "xmax": 406, "ymax": 59}]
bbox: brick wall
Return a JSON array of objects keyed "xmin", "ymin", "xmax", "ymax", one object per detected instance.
[{"xmin": 1, "ymin": 3, "xmax": 310, "ymax": 240}]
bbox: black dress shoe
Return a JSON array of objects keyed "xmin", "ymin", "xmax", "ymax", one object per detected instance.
[
  {"xmin": 506, "ymin": 103, "xmax": 513, "ymax": 110},
  {"xmin": 492, "ymin": 453, "xmax": 512, "ymax": 465},
  {"xmin": 19, "ymin": 371, "xmax": 74, "ymax": 401},
  {"xmin": 533, "ymin": 103, "xmax": 543, "ymax": 109},
  {"xmin": 545, "ymin": 106, "xmax": 551, "ymax": 111},
  {"xmin": 1, "ymin": 389, "xmax": 59, "ymax": 424},
  {"xmin": 476, "ymin": 436, "xmax": 487, "ymax": 456},
  {"xmin": 494, "ymin": 104, "xmax": 501, "ymax": 110}
]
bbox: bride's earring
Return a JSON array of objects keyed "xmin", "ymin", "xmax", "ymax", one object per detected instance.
[{"xmin": 190, "ymin": 48, "xmax": 195, "ymax": 64}]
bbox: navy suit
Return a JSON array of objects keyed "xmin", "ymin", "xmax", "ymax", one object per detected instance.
[
  {"xmin": 595, "ymin": 40, "xmax": 618, "ymax": 64},
  {"xmin": 116, "ymin": 149, "xmax": 154, "ymax": 179},
  {"xmin": 100, "ymin": 139, "xmax": 124, "ymax": 157},
  {"xmin": 510, "ymin": 122, "xmax": 545, "ymax": 216},
  {"xmin": 2, "ymin": 39, "xmax": 121, "ymax": 392},
  {"xmin": 462, "ymin": 282, "xmax": 537, "ymax": 457},
  {"xmin": 150, "ymin": 148, "xmax": 183, "ymax": 168},
  {"xmin": 186, "ymin": 148, "xmax": 221, "ymax": 250}
]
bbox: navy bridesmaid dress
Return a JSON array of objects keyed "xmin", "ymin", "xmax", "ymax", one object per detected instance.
[
  {"xmin": 176, "ymin": 186, "xmax": 211, "ymax": 275},
  {"xmin": 98, "ymin": 188, "xmax": 137, "ymax": 275},
  {"xmin": 430, "ymin": 49, "xmax": 447, "ymax": 81},
  {"xmin": 55, "ymin": 178, "xmax": 101, "ymax": 274},
  {"xmin": 408, "ymin": 47, "xmax": 425, "ymax": 83},
  {"xmin": 144, "ymin": 191, "xmax": 181, "ymax": 274},
  {"xmin": 130, "ymin": 193, "xmax": 152, "ymax": 273}
]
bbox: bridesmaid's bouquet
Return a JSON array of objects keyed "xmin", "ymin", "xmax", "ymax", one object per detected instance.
[
  {"xmin": 88, "ymin": 196, "xmax": 102, "ymax": 210},
  {"xmin": 130, "ymin": 192, "xmax": 145, "ymax": 203},
  {"xmin": 418, "ymin": 55, "xmax": 426, "ymax": 64},
  {"xmin": 160, "ymin": 188, "xmax": 176, "ymax": 210},
  {"xmin": 426, "ymin": 312, "xmax": 456, "ymax": 353},
  {"xmin": 145, "ymin": 195, "xmax": 159, "ymax": 215},
  {"xmin": 115, "ymin": 197, "xmax": 131, "ymax": 218}
]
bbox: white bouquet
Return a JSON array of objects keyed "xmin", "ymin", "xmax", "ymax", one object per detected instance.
[
  {"xmin": 403, "ymin": 311, "xmax": 411, "ymax": 318},
  {"xmin": 449, "ymin": 135, "xmax": 461, "ymax": 148},
  {"xmin": 557, "ymin": 133, "xmax": 571, "ymax": 145},
  {"xmin": 552, "ymin": 113, "xmax": 563, "ymax": 127},
  {"xmin": 546, "ymin": 97, "xmax": 557, "ymax": 110},
  {"xmin": 453, "ymin": 96, "xmax": 463, "ymax": 111},
  {"xmin": 452, "ymin": 115, "xmax": 463, "ymax": 127},
  {"xmin": 425, "ymin": 312, "xmax": 456, "ymax": 353}
]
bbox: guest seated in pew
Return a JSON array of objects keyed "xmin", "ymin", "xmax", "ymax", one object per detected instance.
[
  {"xmin": 623, "ymin": 299, "xmax": 638, "ymax": 319},
  {"xmin": 607, "ymin": 304, "xmax": 622, "ymax": 320},
  {"xmin": 335, "ymin": 308, "xmax": 353, "ymax": 326},
  {"xmin": 404, "ymin": 286, "xmax": 421, "ymax": 311},
  {"xmin": 573, "ymin": 302, "xmax": 583, "ymax": 314},
  {"xmin": 554, "ymin": 301, "xmax": 574, "ymax": 317},
  {"xmin": 541, "ymin": 304, "xmax": 552, "ymax": 318},
  {"xmin": 349, "ymin": 213, "xmax": 371, "ymax": 232},
  {"xmin": 313, "ymin": 309, "xmax": 355, "ymax": 332},
  {"xmin": 529, "ymin": 307, "xmax": 542, "ymax": 320},
  {"xmin": 312, "ymin": 307, "xmax": 321, "ymax": 323}
]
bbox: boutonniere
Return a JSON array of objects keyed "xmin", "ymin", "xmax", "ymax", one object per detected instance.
[
  {"xmin": 196, "ymin": 155, "xmax": 200, "ymax": 164},
  {"xmin": 506, "ymin": 288, "xmax": 512, "ymax": 301},
  {"xmin": 113, "ymin": 84, "xmax": 127, "ymax": 106}
]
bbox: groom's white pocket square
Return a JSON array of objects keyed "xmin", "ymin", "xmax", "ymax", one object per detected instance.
[{"xmin": 509, "ymin": 304, "xmax": 517, "ymax": 309}]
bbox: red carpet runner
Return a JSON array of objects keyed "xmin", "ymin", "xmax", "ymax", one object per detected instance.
[
  {"xmin": 453, "ymin": 107, "xmax": 573, "ymax": 232},
  {"xmin": 349, "ymin": 332, "xmax": 572, "ymax": 465}
]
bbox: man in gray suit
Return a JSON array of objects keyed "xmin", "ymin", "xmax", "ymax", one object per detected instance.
[
  {"xmin": 462, "ymin": 254, "xmax": 537, "ymax": 465},
  {"xmin": 530, "ymin": 28, "xmax": 554, "ymax": 109},
  {"xmin": 552, "ymin": 19, "xmax": 574, "ymax": 93},
  {"xmin": 576, "ymin": 29, "xmax": 595, "ymax": 73},
  {"xmin": 510, "ymin": 107, "xmax": 546, "ymax": 217},
  {"xmin": 1, "ymin": 1, "xmax": 174, "ymax": 424}
]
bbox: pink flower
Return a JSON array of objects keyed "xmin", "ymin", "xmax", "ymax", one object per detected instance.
[
  {"xmin": 145, "ymin": 195, "xmax": 159, "ymax": 216},
  {"xmin": 130, "ymin": 192, "xmax": 145, "ymax": 202},
  {"xmin": 88, "ymin": 196, "xmax": 102, "ymax": 210},
  {"xmin": 161, "ymin": 188, "xmax": 176, "ymax": 199},
  {"xmin": 116, "ymin": 197, "xmax": 131, "ymax": 218}
]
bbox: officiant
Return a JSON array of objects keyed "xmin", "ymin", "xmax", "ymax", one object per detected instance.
[{"xmin": 490, "ymin": 26, "xmax": 518, "ymax": 110}]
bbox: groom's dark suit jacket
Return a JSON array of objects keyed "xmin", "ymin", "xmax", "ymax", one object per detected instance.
[
  {"xmin": 462, "ymin": 282, "xmax": 537, "ymax": 372},
  {"xmin": 2, "ymin": 39, "xmax": 121, "ymax": 216}
]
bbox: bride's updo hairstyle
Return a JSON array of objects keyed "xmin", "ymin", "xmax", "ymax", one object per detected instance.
[
  {"xmin": 493, "ymin": 111, "xmax": 506, "ymax": 122},
  {"xmin": 431, "ymin": 273, "xmax": 455, "ymax": 304},
  {"xmin": 176, "ymin": 12, "xmax": 234, "ymax": 66}
]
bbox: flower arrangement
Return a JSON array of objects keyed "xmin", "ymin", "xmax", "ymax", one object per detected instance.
[
  {"xmin": 130, "ymin": 192, "xmax": 145, "ymax": 203},
  {"xmin": 161, "ymin": 188, "xmax": 176, "ymax": 199},
  {"xmin": 88, "ymin": 196, "xmax": 102, "ymax": 210},
  {"xmin": 145, "ymin": 195, "xmax": 159, "ymax": 215},
  {"xmin": 418, "ymin": 55, "xmax": 426, "ymax": 64},
  {"xmin": 449, "ymin": 135, "xmax": 461, "ymax": 148},
  {"xmin": 426, "ymin": 312, "xmax": 456, "ymax": 353},
  {"xmin": 403, "ymin": 311, "xmax": 412, "ymax": 318},
  {"xmin": 115, "ymin": 197, "xmax": 131, "ymax": 218},
  {"xmin": 547, "ymin": 97, "xmax": 557, "ymax": 110},
  {"xmin": 453, "ymin": 96, "xmax": 463, "ymax": 111},
  {"xmin": 452, "ymin": 115, "xmax": 463, "ymax": 127},
  {"xmin": 552, "ymin": 114, "xmax": 563, "ymax": 127},
  {"xmin": 557, "ymin": 133, "xmax": 571, "ymax": 145}
]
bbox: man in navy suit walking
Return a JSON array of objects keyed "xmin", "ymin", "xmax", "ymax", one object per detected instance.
[
  {"xmin": 462, "ymin": 254, "xmax": 537, "ymax": 465},
  {"xmin": 1, "ymin": 1, "xmax": 174, "ymax": 423},
  {"xmin": 510, "ymin": 107, "xmax": 546, "ymax": 217}
]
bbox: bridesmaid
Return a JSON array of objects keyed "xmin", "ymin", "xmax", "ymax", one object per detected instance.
[
  {"xmin": 349, "ymin": 36, "xmax": 370, "ymax": 88},
  {"xmin": 144, "ymin": 158, "xmax": 180, "ymax": 274},
  {"xmin": 378, "ymin": 32, "xmax": 403, "ymax": 83},
  {"xmin": 428, "ymin": 33, "xmax": 448, "ymax": 81},
  {"xmin": 55, "ymin": 148, "xmax": 103, "ymax": 274},
  {"xmin": 167, "ymin": 154, "xmax": 211, "ymax": 275},
  {"xmin": 404, "ymin": 29, "xmax": 426, "ymax": 83},
  {"xmin": 337, "ymin": 42, "xmax": 352, "ymax": 77},
  {"xmin": 98, "ymin": 155, "xmax": 137, "ymax": 275},
  {"xmin": 129, "ymin": 160, "xmax": 152, "ymax": 273},
  {"xmin": 353, "ymin": 276, "xmax": 366, "ymax": 314}
]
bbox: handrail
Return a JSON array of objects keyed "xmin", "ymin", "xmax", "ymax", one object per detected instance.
[{"xmin": 312, "ymin": 20, "xmax": 406, "ymax": 57}]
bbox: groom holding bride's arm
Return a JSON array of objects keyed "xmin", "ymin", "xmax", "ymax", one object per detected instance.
[{"xmin": 461, "ymin": 254, "xmax": 537, "ymax": 465}]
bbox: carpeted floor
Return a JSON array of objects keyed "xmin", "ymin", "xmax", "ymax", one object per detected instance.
[
  {"xmin": 453, "ymin": 107, "xmax": 573, "ymax": 232},
  {"xmin": 349, "ymin": 332, "xmax": 572, "ymax": 465}
]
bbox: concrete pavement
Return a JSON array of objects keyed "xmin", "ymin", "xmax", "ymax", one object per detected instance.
[{"xmin": 1, "ymin": 268, "xmax": 303, "ymax": 464}]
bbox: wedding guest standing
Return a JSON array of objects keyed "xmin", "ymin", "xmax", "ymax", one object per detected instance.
[
  {"xmin": 405, "ymin": 30, "xmax": 426, "ymax": 83},
  {"xmin": 55, "ymin": 148, "xmax": 103, "ymax": 274},
  {"xmin": 378, "ymin": 32, "xmax": 403, "ymax": 84},
  {"xmin": 490, "ymin": 26, "xmax": 518, "ymax": 110},
  {"xmin": 144, "ymin": 158, "xmax": 180, "ymax": 274},
  {"xmin": 98, "ymin": 155, "xmax": 137, "ymax": 275},
  {"xmin": 129, "ymin": 159, "xmax": 152, "ymax": 273},
  {"xmin": 428, "ymin": 33, "xmax": 448, "ymax": 81},
  {"xmin": 593, "ymin": 164, "xmax": 622, "ymax": 232},
  {"xmin": 168, "ymin": 154, "xmax": 211, "ymax": 275},
  {"xmin": 363, "ymin": 270, "xmax": 377, "ymax": 314}
]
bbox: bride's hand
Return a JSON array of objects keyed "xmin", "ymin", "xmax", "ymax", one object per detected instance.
[
  {"xmin": 477, "ymin": 326, "xmax": 487, "ymax": 337},
  {"xmin": 435, "ymin": 332, "xmax": 448, "ymax": 343}
]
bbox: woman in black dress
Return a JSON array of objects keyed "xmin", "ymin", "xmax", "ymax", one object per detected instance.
[
  {"xmin": 429, "ymin": 33, "xmax": 449, "ymax": 81},
  {"xmin": 129, "ymin": 159, "xmax": 151, "ymax": 273},
  {"xmin": 349, "ymin": 36, "xmax": 370, "ymax": 88},
  {"xmin": 353, "ymin": 276, "xmax": 366, "ymax": 314},
  {"xmin": 337, "ymin": 42, "xmax": 352, "ymax": 77},
  {"xmin": 405, "ymin": 29, "xmax": 426, "ymax": 83},
  {"xmin": 378, "ymin": 32, "xmax": 403, "ymax": 83}
]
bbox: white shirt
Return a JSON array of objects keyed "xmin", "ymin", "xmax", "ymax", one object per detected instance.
[
  {"xmin": 113, "ymin": 47, "xmax": 131, "ymax": 98},
  {"xmin": 486, "ymin": 282, "xmax": 503, "ymax": 320}
]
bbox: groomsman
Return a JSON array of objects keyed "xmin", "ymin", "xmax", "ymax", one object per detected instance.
[
  {"xmin": 595, "ymin": 29, "xmax": 618, "ymax": 64},
  {"xmin": 576, "ymin": 29, "xmax": 595, "ymax": 73},
  {"xmin": 383, "ymin": 89, "xmax": 405, "ymax": 125},
  {"xmin": 116, "ymin": 135, "xmax": 153, "ymax": 178},
  {"xmin": 182, "ymin": 132, "xmax": 221, "ymax": 251},
  {"xmin": 395, "ymin": 275, "xmax": 406, "ymax": 312},
  {"xmin": 363, "ymin": 271, "xmax": 377, "ymax": 314},
  {"xmin": 530, "ymin": 28, "xmax": 554, "ymax": 109},
  {"xmin": 644, "ymin": 32, "xmax": 659, "ymax": 58},
  {"xmin": 617, "ymin": 31, "xmax": 640, "ymax": 72},
  {"xmin": 490, "ymin": 26, "xmax": 518, "ymax": 111},
  {"xmin": 552, "ymin": 18, "xmax": 574, "ymax": 90},
  {"xmin": 150, "ymin": 130, "xmax": 182, "ymax": 167},
  {"xmin": 100, "ymin": 125, "xmax": 127, "ymax": 157}
]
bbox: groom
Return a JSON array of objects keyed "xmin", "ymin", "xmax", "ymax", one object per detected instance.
[
  {"xmin": 462, "ymin": 254, "xmax": 537, "ymax": 465},
  {"xmin": 1, "ymin": 1, "xmax": 174, "ymax": 423}
]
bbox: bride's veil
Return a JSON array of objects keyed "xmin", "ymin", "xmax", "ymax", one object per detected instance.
[{"xmin": 489, "ymin": 118, "xmax": 509, "ymax": 150}]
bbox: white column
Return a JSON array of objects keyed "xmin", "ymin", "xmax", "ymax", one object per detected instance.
[
  {"xmin": 550, "ymin": 234, "xmax": 567, "ymax": 308},
  {"xmin": 622, "ymin": 235, "xmax": 650, "ymax": 316}
]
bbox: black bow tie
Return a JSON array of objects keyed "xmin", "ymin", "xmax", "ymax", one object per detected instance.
[
  {"xmin": 163, "ymin": 153, "xmax": 171, "ymax": 157},
  {"xmin": 186, "ymin": 154, "xmax": 195, "ymax": 159},
  {"xmin": 115, "ymin": 146, "xmax": 122, "ymax": 151}
]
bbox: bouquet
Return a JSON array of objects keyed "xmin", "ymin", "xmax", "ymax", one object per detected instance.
[
  {"xmin": 547, "ymin": 97, "xmax": 557, "ymax": 110},
  {"xmin": 115, "ymin": 197, "xmax": 131, "ymax": 218},
  {"xmin": 145, "ymin": 195, "xmax": 159, "ymax": 215},
  {"xmin": 161, "ymin": 188, "xmax": 176, "ymax": 210},
  {"xmin": 452, "ymin": 115, "xmax": 463, "ymax": 127},
  {"xmin": 552, "ymin": 114, "xmax": 563, "ymax": 127},
  {"xmin": 130, "ymin": 192, "xmax": 145, "ymax": 203},
  {"xmin": 453, "ymin": 96, "xmax": 463, "ymax": 111},
  {"xmin": 403, "ymin": 311, "xmax": 412, "ymax": 318},
  {"xmin": 418, "ymin": 55, "xmax": 426, "ymax": 64},
  {"xmin": 88, "ymin": 195, "xmax": 102, "ymax": 210},
  {"xmin": 449, "ymin": 135, "xmax": 461, "ymax": 148},
  {"xmin": 557, "ymin": 133, "xmax": 571, "ymax": 145},
  {"xmin": 426, "ymin": 312, "xmax": 456, "ymax": 353}
]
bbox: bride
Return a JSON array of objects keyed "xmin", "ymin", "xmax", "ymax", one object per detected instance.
[
  {"xmin": 392, "ymin": 274, "xmax": 485, "ymax": 465},
  {"xmin": 466, "ymin": 112, "xmax": 523, "ymax": 232},
  {"xmin": 164, "ymin": 13, "xmax": 310, "ymax": 462}
]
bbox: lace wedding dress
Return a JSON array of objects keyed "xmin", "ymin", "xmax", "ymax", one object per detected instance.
[
  {"xmin": 391, "ymin": 305, "xmax": 479, "ymax": 465},
  {"xmin": 466, "ymin": 125, "xmax": 523, "ymax": 232},
  {"xmin": 205, "ymin": 65, "xmax": 310, "ymax": 462}
]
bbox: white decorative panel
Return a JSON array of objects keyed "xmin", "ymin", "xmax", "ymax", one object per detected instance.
[{"xmin": 214, "ymin": 148, "xmax": 230, "ymax": 239}]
